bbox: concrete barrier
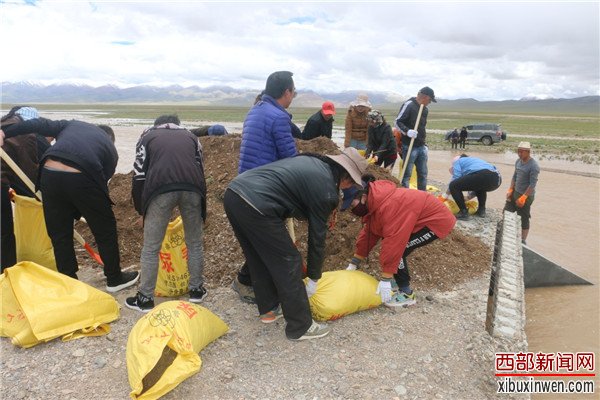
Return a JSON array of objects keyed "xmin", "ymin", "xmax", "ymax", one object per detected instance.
[{"xmin": 485, "ymin": 211, "xmax": 527, "ymax": 341}]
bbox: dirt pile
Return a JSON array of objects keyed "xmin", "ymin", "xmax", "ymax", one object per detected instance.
[{"xmin": 77, "ymin": 135, "xmax": 490, "ymax": 291}]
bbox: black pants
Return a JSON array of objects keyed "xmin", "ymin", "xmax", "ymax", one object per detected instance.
[
  {"xmin": 224, "ymin": 189, "xmax": 312, "ymax": 339},
  {"xmin": 459, "ymin": 138, "xmax": 466, "ymax": 149},
  {"xmin": 504, "ymin": 192, "xmax": 534, "ymax": 230},
  {"xmin": 449, "ymin": 169, "xmax": 501, "ymax": 212},
  {"xmin": 1, "ymin": 184, "xmax": 16, "ymax": 271},
  {"xmin": 393, "ymin": 227, "xmax": 438, "ymax": 288},
  {"xmin": 40, "ymin": 169, "xmax": 121, "ymax": 280}
]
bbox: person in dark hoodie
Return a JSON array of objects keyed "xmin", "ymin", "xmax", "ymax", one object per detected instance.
[
  {"xmin": 1, "ymin": 118, "xmax": 139, "ymax": 292},
  {"xmin": 364, "ymin": 110, "xmax": 397, "ymax": 169},
  {"xmin": 224, "ymin": 147, "xmax": 367, "ymax": 341},
  {"xmin": 126, "ymin": 114, "xmax": 207, "ymax": 312}
]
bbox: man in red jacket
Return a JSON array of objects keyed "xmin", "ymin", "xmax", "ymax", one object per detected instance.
[{"xmin": 344, "ymin": 178, "xmax": 455, "ymax": 307}]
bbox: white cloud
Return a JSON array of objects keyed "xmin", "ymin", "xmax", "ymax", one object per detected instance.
[{"xmin": 0, "ymin": 0, "xmax": 598, "ymax": 100}]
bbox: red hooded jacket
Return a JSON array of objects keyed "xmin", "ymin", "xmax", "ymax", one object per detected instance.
[{"xmin": 354, "ymin": 180, "xmax": 455, "ymax": 274}]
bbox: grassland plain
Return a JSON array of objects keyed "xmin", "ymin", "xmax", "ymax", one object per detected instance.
[{"xmin": 9, "ymin": 102, "xmax": 600, "ymax": 163}]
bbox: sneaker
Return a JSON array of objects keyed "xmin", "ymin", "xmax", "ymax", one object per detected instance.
[
  {"xmin": 385, "ymin": 291, "xmax": 417, "ymax": 308},
  {"xmin": 475, "ymin": 209, "xmax": 486, "ymax": 217},
  {"xmin": 259, "ymin": 305, "xmax": 283, "ymax": 324},
  {"xmin": 231, "ymin": 277, "xmax": 256, "ymax": 304},
  {"xmin": 456, "ymin": 209, "xmax": 471, "ymax": 221},
  {"xmin": 106, "ymin": 271, "xmax": 139, "ymax": 293},
  {"xmin": 189, "ymin": 286, "xmax": 207, "ymax": 303},
  {"xmin": 291, "ymin": 320, "xmax": 331, "ymax": 341},
  {"xmin": 125, "ymin": 292, "xmax": 154, "ymax": 313}
]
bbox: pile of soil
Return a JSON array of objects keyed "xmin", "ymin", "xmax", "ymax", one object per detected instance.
[{"xmin": 77, "ymin": 135, "xmax": 490, "ymax": 291}]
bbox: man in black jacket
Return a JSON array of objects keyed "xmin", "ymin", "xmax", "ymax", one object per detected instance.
[
  {"xmin": 1, "ymin": 118, "xmax": 139, "ymax": 292},
  {"xmin": 395, "ymin": 86, "xmax": 436, "ymax": 190},
  {"xmin": 301, "ymin": 101, "xmax": 336, "ymax": 140},
  {"xmin": 224, "ymin": 147, "xmax": 367, "ymax": 341},
  {"xmin": 126, "ymin": 115, "xmax": 207, "ymax": 312}
]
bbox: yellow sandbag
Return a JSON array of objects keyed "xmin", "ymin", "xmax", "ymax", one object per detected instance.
[
  {"xmin": 408, "ymin": 167, "xmax": 439, "ymax": 193},
  {"xmin": 155, "ymin": 217, "xmax": 190, "ymax": 297},
  {"xmin": 307, "ymin": 270, "xmax": 382, "ymax": 321},
  {"xmin": 0, "ymin": 261, "xmax": 119, "ymax": 348},
  {"xmin": 12, "ymin": 194, "xmax": 57, "ymax": 271},
  {"xmin": 126, "ymin": 301, "xmax": 229, "ymax": 400},
  {"xmin": 443, "ymin": 198, "xmax": 479, "ymax": 215}
]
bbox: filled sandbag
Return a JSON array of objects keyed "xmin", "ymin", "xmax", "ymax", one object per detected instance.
[
  {"xmin": 307, "ymin": 270, "xmax": 382, "ymax": 321},
  {"xmin": 126, "ymin": 301, "xmax": 229, "ymax": 399}
]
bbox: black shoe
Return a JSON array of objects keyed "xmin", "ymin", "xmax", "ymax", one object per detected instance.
[
  {"xmin": 106, "ymin": 271, "xmax": 139, "ymax": 293},
  {"xmin": 231, "ymin": 277, "xmax": 256, "ymax": 304},
  {"xmin": 189, "ymin": 286, "xmax": 207, "ymax": 303},
  {"xmin": 456, "ymin": 209, "xmax": 471, "ymax": 221},
  {"xmin": 125, "ymin": 292, "xmax": 154, "ymax": 313},
  {"xmin": 475, "ymin": 208, "xmax": 486, "ymax": 217}
]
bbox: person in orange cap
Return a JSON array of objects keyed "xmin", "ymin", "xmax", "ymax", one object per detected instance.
[{"xmin": 301, "ymin": 101, "xmax": 336, "ymax": 140}]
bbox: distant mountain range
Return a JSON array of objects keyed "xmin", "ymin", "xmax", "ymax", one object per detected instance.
[{"xmin": 1, "ymin": 82, "xmax": 598, "ymax": 113}]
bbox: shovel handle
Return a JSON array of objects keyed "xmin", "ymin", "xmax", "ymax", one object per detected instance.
[{"xmin": 398, "ymin": 103, "xmax": 425, "ymax": 181}]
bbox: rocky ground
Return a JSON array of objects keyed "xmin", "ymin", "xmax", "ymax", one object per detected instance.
[{"xmin": 1, "ymin": 135, "xmax": 528, "ymax": 399}]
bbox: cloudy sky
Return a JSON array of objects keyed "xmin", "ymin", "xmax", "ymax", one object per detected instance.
[{"xmin": 1, "ymin": 1, "xmax": 599, "ymax": 100}]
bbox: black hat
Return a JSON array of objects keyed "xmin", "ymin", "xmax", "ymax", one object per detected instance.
[{"xmin": 419, "ymin": 86, "xmax": 436, "ymax": 102}]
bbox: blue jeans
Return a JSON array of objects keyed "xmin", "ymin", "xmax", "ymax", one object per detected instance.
[
  {"xmin": 401, "ymin": 145, "xmax": 428, "ymax": 190},
  {"xmin": 349, "ymin": 139, "xmax": 366, "ymax": 150},
  {"xmin": 139, "ymin": 191, "xmax": 204, "ymax": 298}
]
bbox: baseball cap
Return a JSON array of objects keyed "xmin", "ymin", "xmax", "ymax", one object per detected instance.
[
  {"xmin": 321, "ymin": 101, "xmax": 336, "ymax": 116},
  {"xmin": 341, "ymin": 186, "xmax": 359, "ymax": 210},
  {"xmin": 418, "ymin": 86, "xmax": 437, "ymax": 102}
]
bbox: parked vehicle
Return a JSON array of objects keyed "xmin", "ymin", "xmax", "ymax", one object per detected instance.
[{"xmin": 445, "ymin": 123, "xmax": 507, "ymax": 146}]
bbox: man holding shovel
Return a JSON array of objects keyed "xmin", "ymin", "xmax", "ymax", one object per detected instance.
[
  {"xmin": 394, "ymin": 86, "xmax": 436, "ymax": 190},
  {"xmin": 1, "ymin": 118, "xmax": 139, "ymax": 292}
]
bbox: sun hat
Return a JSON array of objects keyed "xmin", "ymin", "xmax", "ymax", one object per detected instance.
[
  {"xmin": 518, "ymin": 141, "xmax": 531, "ymax": 150},
  {"xmin": 326, "ymin": 147, "xmax": 368, "ymax": 185},
  {"xmin": 321, "ymin": 101, "xmax": 336, "ymax": 116},
  {"xmin": 350, "ymin": 94, "xmax": 372, "ymax": 108}
]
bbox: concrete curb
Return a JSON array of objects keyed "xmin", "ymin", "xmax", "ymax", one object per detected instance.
[{"xmin": 486, "ymin": 211, "xmax": 527, "ymax": 341}]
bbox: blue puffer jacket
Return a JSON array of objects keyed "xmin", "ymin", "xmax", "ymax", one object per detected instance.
[{"xmin": 238, "ymin": 94, "xmax": 297, "ymax": 173}]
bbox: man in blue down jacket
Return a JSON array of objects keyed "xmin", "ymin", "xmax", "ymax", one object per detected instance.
[
  {"xmin": 233, "ymin": 71, "xmax": 298, "ymax": 303},
  {"xmin": 1, "ymin": 118, "xmax": 139, "ymax": 292}
]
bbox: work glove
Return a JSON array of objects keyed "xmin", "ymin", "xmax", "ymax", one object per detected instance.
[
  {"xmin": 407, "ymin": 129, "xmax": 418, "ymax": 139},
  {"xmin": 346, "ymin": 263, "xmax": 358, "ymax": 271},
  {"xmin": 376, "ymin": 279, "xmax": 393, "ymax": 303},
  {"xmin": 506, "ymin": 188, "xmax": 514, "ymax": 200},
  {"xmin": 516, "ymin": 194, "xmax": 528, "ymax": 208},
  {"xmin": 305, "ymin": 279, "xmax": 318, "ymax": 298}
]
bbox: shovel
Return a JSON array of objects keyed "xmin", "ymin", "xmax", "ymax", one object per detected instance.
[
  {"xmin": 398, "ymin": 103, "xmax": 424, "ymax": 182},
  {"xmin": 0, "ymin": 148, "xmax": 104, "ymax": 266}
]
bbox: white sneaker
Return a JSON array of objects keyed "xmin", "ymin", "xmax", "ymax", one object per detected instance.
[{"xmin": 291, "ymin": 320, "xmax": 331, "ymax": 341}]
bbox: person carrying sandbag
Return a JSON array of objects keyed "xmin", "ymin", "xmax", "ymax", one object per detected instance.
[
  {"xmin": 344, "ymin": 176, "xmax": 456, "ymax": 308},
  {"xmin": 1, "ymin": 117, "xmax": 139, "ymax": 292},
  {"xmin": 126, "ymin": 115, "xmax": 208, "ymax": 312},
  {"xmin": 224, "ymin": 147, "xmax": 367, "ymax": 341}
]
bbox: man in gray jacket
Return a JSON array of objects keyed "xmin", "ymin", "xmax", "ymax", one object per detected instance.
[{"xmin": 504, "ymin": 141, "xmax": 540, "ymax": 245}]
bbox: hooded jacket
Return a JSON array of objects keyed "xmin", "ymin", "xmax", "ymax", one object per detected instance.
[
  {"xmin": 354, "ymin": 180, "xmax": 455, "ymax": 274},
  {"xmin": 344, "ymin": 106, "xmax": 370, "ymax": 147},
  {"xmin": 365, "ymin": 122, "xmax": 396, "ymax": 160}
]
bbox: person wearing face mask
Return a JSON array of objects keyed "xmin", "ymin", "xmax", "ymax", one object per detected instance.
[{"xmin": 343, "ymin": 176, "xmax": 456, "ymax": 307}]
